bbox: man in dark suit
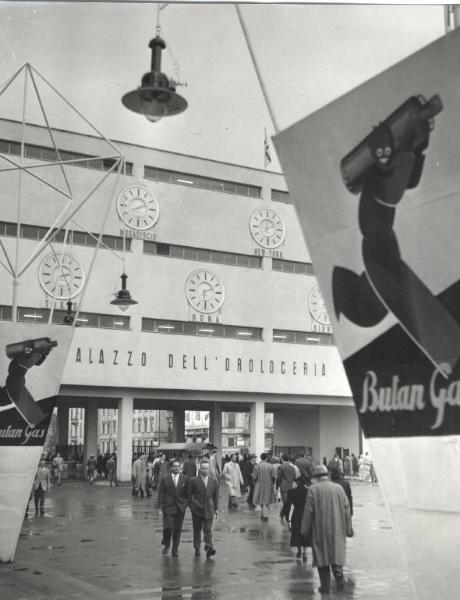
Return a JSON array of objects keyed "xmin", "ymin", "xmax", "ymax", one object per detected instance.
[
  {"xmin": 276, "ymin": 454, "xmax": 297, "ymax": 520},
  {"xmin": 157, "ymin": 459, "xmax": 189, "ymax": 556},
  {"xmin": 187, "ymin": 459, "xmax": 219, "ymax": 558}
]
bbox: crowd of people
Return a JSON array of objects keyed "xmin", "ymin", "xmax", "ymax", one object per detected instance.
[
  {"xmin": 29, "ymin": 448, "xmax": 372, "ymax": 593},
  {"xmin": 123, "ymin": 449, "xmax": 356, "ymax": 593}
]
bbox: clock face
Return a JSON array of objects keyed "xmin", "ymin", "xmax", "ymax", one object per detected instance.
[
  {"xmin": 249, "ymin": 208, "xmax": 286, "ymax": 249},
  {"xmin": 308, "ymin": 286, "xmax": 331, "ymax": 326},
  {"xmin": 38, "ymin": 252, "xmax": 85, "ymax": 300},
  {"xmin": 185, "ymin": 270, "xmax": 225, "ymax": 314},
  {"xmin": 117, "ymin": 183, "xmax": 159, "ymax": 230}
]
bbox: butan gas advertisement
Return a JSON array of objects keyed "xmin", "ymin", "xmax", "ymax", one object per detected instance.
[
  {"xmin": 0, "ymin": 323, "xmax": 73, "ymax": 562},
  {"xmin": 275, "ymin": 29, "xmax": 460, "ymax": 600}
]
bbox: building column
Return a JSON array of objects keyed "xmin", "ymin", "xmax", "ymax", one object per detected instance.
[
  {"xmin": 56, "ymin": 404, "xmax": 69, "ymax": 448},
  {"xmin": 173, "ymin": 409, "xmax": 185, "ymax": 443},
  {"xmin": 117, "ymin": 396, "xmax": 133, "ymax": 482},
  {"xmin": 83, "ymin": 401, "xmax": 98, "ymax": 467},
  {"xmin": 250, "ymin": 399, "xmax": 265, "ymax": 457},
  {"xmin": 208, "ymin": 403, "xmax": 222, "ymax": 448}
]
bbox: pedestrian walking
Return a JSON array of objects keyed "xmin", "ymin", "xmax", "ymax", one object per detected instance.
[
  {"xmin": 208, "ymin": 448, "xmax": 221, "ymax": 481},
  {"xmin": 327, "ymin": 453, "xmax": 343, "ymax": 475},
  {"xmin": 276, "ymin": 454, "xmax": 297, "ymax": 520},
  {"xmin": 182, "ymin": 453, "xmax": 198, "ymax": 478},
  {"xmin": 106, "ymin": 453, "xmax": 118, "ymax": 487},
  {"xmin": 96, "ymin": 453, "xmax": 104, "ymax": 479},
  {"xmin": 222, "ymin": 453, "xmax": 244, "ymax": 511},
  {"xmin": 295, "ymin": 450, "xmax": 313, "ymax": 485},
  {"xmin": 330, "ymin": 468, "xmax": 353, "ymax": 518},
  {"xmin": 343, "ymin": 454, "xmax": 352, "ymax": 477},
  {"xmin": 33, "ymin": 457, "xmax": 51, "ymax": 516},
  {"xmin": 157, "ymin": 459, "xmax": 189, "ymax": 556},
  {"xmin": 187, "ymin": 459, "xmax": 219, "ymax": 558},
  {"xmin": 153, "ymin": 454, "xmax": 169, "ymax": 490},
  {"xmin": 132, "ymin": 454, "xmax": 147, "ymax": 498},
  {"xmin": 362, "ymin": 452, "xmax": 372, "ymax": 482},
  {"xmin": 370, "ymin": 461, "xmax": 378, "ymax": 483},
  {"xmin": 245, "ymin": 453, "xmax": 257, "ymax": 509},
  {"xmin": 252, "ymin": 452, "xmax": 277, "ymax": 521},
  {"xmin": 301, "ymin": 464, "xmax": 352, "ymax": 594},
  {"xmin": 351, "ymin": 453, "xmax": 359, "ymax": 477},
  {"xmin": 283, "ymin": 474, "xmax": 311, "ymax": 561},
  {"xmin": 86, "ymin": 454, "xmax": 97, "ymax": 484},
  {"xmin": 52, "ymin": 452, "xmax": 64, "ymax": 485}
]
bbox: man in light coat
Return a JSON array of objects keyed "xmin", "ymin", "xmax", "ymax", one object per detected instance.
[
  {"xmin": 132, "ymin": 454, "xmax": 147, "ymax": 498},
  {"xmin": 33, "ymin": 457, "xmax": 51, "ymax": 516},
  {"xmin": 301, "ymin": 464, "xmax": 352, "ymax": 594},
  {"xmin": 157, "ymin": 459, "xmax": 189, "ymax": 556},
  {"xmin": 222, "ymin": 453, "xmax": 244, "ymax": 511}
]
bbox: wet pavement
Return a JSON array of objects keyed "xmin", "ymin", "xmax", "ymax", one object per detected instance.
[{"xmin": 0, "ymin": 479, "xmax": 414, "ymax": 600}]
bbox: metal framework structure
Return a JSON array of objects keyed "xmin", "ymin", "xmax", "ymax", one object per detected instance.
[{"xmin": 0, "ymin": 63, "xmax": 125, "ymax": 326}]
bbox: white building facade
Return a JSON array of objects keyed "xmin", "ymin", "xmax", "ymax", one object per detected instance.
[{"xmin": 0, "ymin": 119, "xmax": 359, "ymax": 480}]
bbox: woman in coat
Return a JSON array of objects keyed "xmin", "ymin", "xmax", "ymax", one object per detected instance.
[
  {"xmin": 252, "ymin": 452, "xmax": 277, "ymax": 521},
  {"xmin": 282, "ymin": 475, "xmax": 310, "ymax": 561},
  {"xmin": 222, "ymin": 453, "xmax": 244, "ymax": 511}
]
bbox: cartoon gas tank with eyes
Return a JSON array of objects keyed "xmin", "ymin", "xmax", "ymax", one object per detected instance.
[{"xmin": 333, "ymin": 94, "xmax": 460, "ymax": 377}]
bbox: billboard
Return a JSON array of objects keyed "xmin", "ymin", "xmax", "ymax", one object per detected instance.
[
  {"xmin": 0, "ymin": 324, "xmax": 73, "ymax": 562},
  {"xmin": 275, "ymin": 29, "xmax": 460, "ymax": 600}
]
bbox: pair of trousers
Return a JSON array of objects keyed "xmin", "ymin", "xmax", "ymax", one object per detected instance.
[
  {"xmin": 191, "ymin": 513, "xmax": 214, "ymax": 549},
  {"xmin": 317, "ymin": 565, "xmax": 344, "ymax": 592},
  {"xmin": 34, "ymin": 486, "xmax": 45, "ymax": 514},
  {"xmin": 162, "ymin": 511, "xmax": 185, "ymax": 549},
  {"xmin": 247, "ymin": 483, "xmax": 255, "ymax": 506}
]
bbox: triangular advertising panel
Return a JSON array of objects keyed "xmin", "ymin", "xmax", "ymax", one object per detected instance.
[
  {"xmin": 0, "ymin": 323, "xmax": 72, "ymax": 562},
  {"xmin": 275, "ymin": 29, "xmax": 460, "ymax": 600}
]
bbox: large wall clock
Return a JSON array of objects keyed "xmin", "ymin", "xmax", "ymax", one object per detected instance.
[
  {"xmin": 38, "ymin": 252, "xmax": 85, "ymax": 300},
  {"xmin": 117, "ymin": 183, "xmax": 160, "ymax": 230},
  {"xmin": 185, "ymin": 270, "xmax": 225, "ymax": 314},
  {"xmin": 308, "ymin": 286, "xmax": 331, "ymax": 326},
  {"xmin": 249, "ymin": 208, "xmax": 286, "ymax": 249}
]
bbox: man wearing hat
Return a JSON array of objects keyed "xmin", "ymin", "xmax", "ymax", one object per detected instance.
[{"xmin": 301, "ymin": 464, "xmax": 352, "ymax": 594}]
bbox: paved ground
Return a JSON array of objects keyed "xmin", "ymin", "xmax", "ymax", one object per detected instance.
[{"xmin": 0, "ymin": 479, "xmax": 414, "ymax": 600}]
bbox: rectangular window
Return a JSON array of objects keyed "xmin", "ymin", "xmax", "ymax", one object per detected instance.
[
  {"xmin": 142, "ymin": 318, "xmax": 262, "ymax": 341},
  {"xmin": 0, "ymin": 305, "xmax": 12, "ymax": 321},
  {"xmin": 183, "ymin": 247, "xmax": 197, "ymax": 260},
  {"xmin": 144, "ymin": 165, "xmax": 261, "ymax": 199},
  {"xmin": 156, "ymin": 243, "xmax": 170, "ymax": 256},
  {"xmin": 271, "ymin": 189, "xmax": 291, "ymax": 204},
  {"xmin": 0, "ymin": 220, "xmax": 130, "ymax": 253},
  {"xmin": 273, "ymin": 329, "xmax": 334, "ymax": 346},
  {"xmin": 0, "ymin": 139, "xmax": 132, "ymax": 175},
  {"xmin": 227, "ymin": 413, "xmax": 236, "ymax": 428},
  {"xmin": 143, "ymin": 241, "xmax": 261, "ymax": 269},
  {"xmin": 272, "ymin": 258, "xmax": 314, "ymax": 275}
]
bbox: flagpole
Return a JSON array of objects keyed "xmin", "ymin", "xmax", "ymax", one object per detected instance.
[{"xmin": 235, "ymin": 4, "xmax": 280, "ymax": 135}]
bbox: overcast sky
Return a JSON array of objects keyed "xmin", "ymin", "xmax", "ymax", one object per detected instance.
[{"xmin": 0, "ymin": 3, "xmax": 445, "ymax": 172}]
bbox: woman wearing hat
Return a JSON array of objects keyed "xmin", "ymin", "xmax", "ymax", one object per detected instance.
[{"xmin": 282, "ymin": 474, "xmax": 311, "ymax": 561}]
